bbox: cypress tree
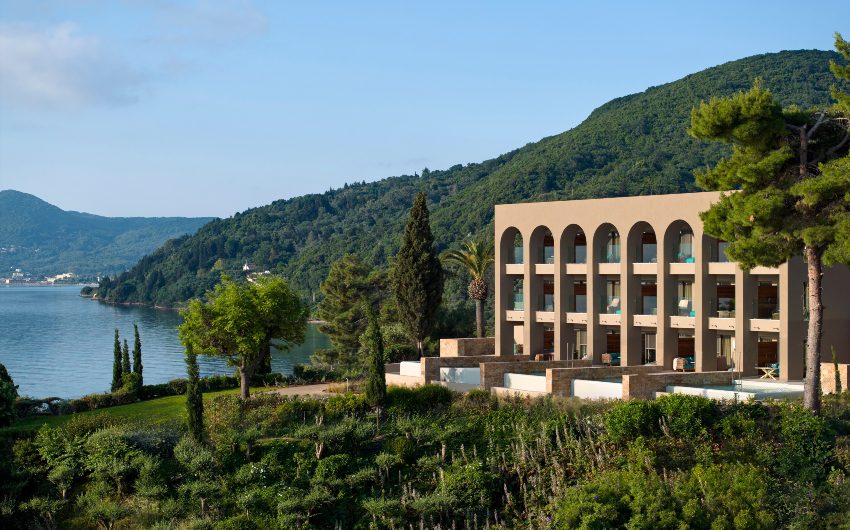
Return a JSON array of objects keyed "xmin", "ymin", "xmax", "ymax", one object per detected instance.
[
  {"xmin": 132, "ymin": 323, "xmax": 143, "ymax": 386},
  {"xmin": 363, "ymin": 310, "xmax": 386, "ymax": 408},
  {"xmin": 185, "ymin": 343, "xmax": 205, "ymax": 443},
  {"xmin": 122, "ymin": 339, "xmax": 131, "ymax": 374},
  {"xmin": 111, "ymin": 329, "xmax": 122, "ymax": 392},
  {"xmin": 391, "ymin": 192, "xmax": 443, "ymax": 357}
]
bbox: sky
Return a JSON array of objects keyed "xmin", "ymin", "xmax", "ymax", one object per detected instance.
[{"xmin": 0, "ymin": 1, "xmax": 848, "ymax": 218}]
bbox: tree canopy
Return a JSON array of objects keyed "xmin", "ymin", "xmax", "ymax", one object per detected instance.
[{"xmin": 178, "ymin": 275, "xmax": 308, "ymax": 399}]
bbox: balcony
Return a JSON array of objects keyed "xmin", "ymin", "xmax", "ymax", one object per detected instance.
[
  {"xmin": 750, "ymin": 319, "xmax": 780, "ymax": 332},
  {"xmin": 709, "ymin": 317, "xmax": 735, "ymax": 331},
  {"xmin": 534, "ymin": 263, "xmax": 555, "ymax": 275},
  {"xmin": 632, "ymin": 262, "xmax": 658, "ymax": 275},
  {"xmin": 633, "ymin": 314, "xmax": 657, "ymax": 327},
  {"xmin": 599, "ymin": 262, "xmax": 621, "ymax": 274},
  {"xmin": 599, "ymin": 313, "xmax": 621, "ymax": 326},
  {"xmin": 566, "ymin": 312, "xmax": 588, "ymax": 324},
  {"xmin": 505, "ymin": 263, "xmax": 524, "ymax": 275},
  {"xmin": 670, "ymin": 262, "xmax": 695, "ymax": 275},
  {"xmin": 505, "ymin": 310, "xmax": 524, "ymax": 321},
  {"xmin": 535, "ymin": 311, "xmax": 555, "ymax": 323},
  {"xmin": 670, "ymin": 316, "xmax": 696, "ymax": 329},
  {"xmin": 707, "ymin": 262, "xmax": 735, "ymax": 275},
  {"xmin": 565, "ymin": 263, "xmax": 587, "ymax": 275}
]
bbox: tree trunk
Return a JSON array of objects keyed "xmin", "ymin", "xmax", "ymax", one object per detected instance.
[
  {"xmin": 475, "ymin": 299, "xmax": 484, "ymax": 338},
  {"xmin": 239, "ymin": 364, "xmax": 251, "ymax": 400},
  {"xmin": 804, "ymin": 245, "xmax": 823, "ymax": 414},
  {"xmin": 416, "ymin": 339, "xmax": 424, "ymax": 359}
]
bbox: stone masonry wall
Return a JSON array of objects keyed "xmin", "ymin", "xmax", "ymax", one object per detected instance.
[
  {"xmin": 821, "ymin": 362, "xmax": 850, "ymax": 394},
  {"xmin": 480, "ymin": 359, "xmax": 592, "ymax": 390},
  {"xmin": 440, "ymin": 338, "xmax": 496, "ymax": 357},
  {"xmin": 546, "ymin": 365, "xmax": 666, "ymax": 397},
  {"xmin": 421, "ymin": 354, "xmax": 530, "ymax": 384},
  {"xmin": 623, "ymin": 371, "xmax": 736, "ymax": 400}
]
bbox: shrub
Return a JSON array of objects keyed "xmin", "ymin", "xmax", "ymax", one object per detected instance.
[
  {"xmin": 776, "ymin": 404, "xmax": 833, "ymax": 483},
  {"xmin": 0, "ymin": 380, "xmax": 18, "ymax": 427},
  {"xmin": 657, "ymin": 394, "xmax": 718, "ymax": 438},
  {"xmin": 605, "ymin": 400, "xmax": 661, "ymax": 442},
  {"xmin": 213, "ymin": 514, "xmax": 261, "ymax": 530},
  {"xmin": 386, "ymin": 384, "xmax": 454, "ymax": 414},
  {"xmin": 293, "ymin": 364, "xmax": 340, "ymax": 383},
  {"xmin": 323, "ymin": 392, "xmax": 368, "ymax": 417}
]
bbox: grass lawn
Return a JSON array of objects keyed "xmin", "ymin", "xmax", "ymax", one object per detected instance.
[{"xmin": 1, "ymin": 387, "xmax": 258, "ymax": 435}]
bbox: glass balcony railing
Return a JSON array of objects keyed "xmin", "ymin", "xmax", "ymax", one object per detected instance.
[
  {"xmin": 573, "ymin": 295, "xmax": 587, "ymax": 313},
  {"xmin": 753, "ymin": 299, "xmax": 780, "ymax": 320},
  {"xmin": 513, "ymin": 247, "xmax": 523, "ymax": 264},
  {"xmin": 513, "ymin": 296, "xmax": 524, "ymax": 311},
  {"xmin": 602, "ymin": 295, "xmax": 621, "ymax": 314},
  {"xmin": 574, "ymin": 246, "xmax": 587, "ymax": 264},
  {"xmin": 540, "ymin": 294, "xmax": 555, "ymax": 312},
  {"xmin": 638, "ymin": 244, "xmax": 657, "ymax": 263},
  {"xmin": 711, "ymin": 297, "xmax": 736, "ymax": 318},
  {"xmin": 676, "ymin": 298, "xmax": 695, "ymax": 317},
  {"xmin": 636, "ymin": 296, "xmax": 657, "ymax": 315},
  {"xmin": 541, "ymin": 247, "xmax": 555, "ymax": 264}
]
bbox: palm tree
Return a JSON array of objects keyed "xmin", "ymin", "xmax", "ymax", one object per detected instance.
[{"xmin": 442, "ymin": 237, "xmax": 495, "ymax": 338}]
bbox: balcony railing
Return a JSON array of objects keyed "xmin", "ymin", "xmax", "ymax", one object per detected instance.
[
  {"xmin": 710, "ymin": 297, "xmax": 736, "ymax": 318},
  {"xmin": 602, "ymin": 295, "xmax": 621, "ymax": 314},
  {"xmin": 676, "ymin": 298, "xmax": 695, "ymax": 317},
  {"xmin": 753, "ymin": 299, "xmax": 780, "ymax": 320}
]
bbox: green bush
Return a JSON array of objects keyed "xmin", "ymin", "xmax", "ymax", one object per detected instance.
[
  {"xmin": 777, "ymin": 404, "xmax": 833, "ymax": 483},
  {"xmin": 213, "ymin": 514, "xmax": 261, "ymax": 530},
  {"xmin": 323, "ymin": 392, "xmax": 368, "ymax": 417},
  {"xmin": 0, "ymin": 381, "xmax": 17, "ymax": 427},
  {"xmin": 605, "ymin": 400, "xmax": 661, "ymax": 442},
  {"xmin": 386, "ymin": 384, "xmax": 454, "ymax": 414},
  {"xmin": 657, "ymin": 394, "xmax": 718, "ymax": 438}
]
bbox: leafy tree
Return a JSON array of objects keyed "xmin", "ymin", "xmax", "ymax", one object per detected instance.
[
  {"xmin": 132, "ymin": 324, "xmax": 143, "ymax": 386},
  {"xmin": 121, "ymin": 339, "xmax": 130, "ymax": 375},
  {"xmin": 0, "ymin": 362, "xmax": 16, "ymax": 427},
  {"xmin": 179, "ymin": 275, "xmax": 308, "ymax": 400},
  {"xmin": 391, "ymin": 192, "xmax": 444, "ymax": 357},
  {"xmin": 111, "ymin": 329, "xmax": 122, "ymax": 392},
  {"xmin": 315, "ymin": 254, "xmax": 386, "ymax": 370},
  {"xmin": 363, "ymin": 310, "xmax": 386, "ymax": 408},
  {"xmin": 185, "ymin": 343, "xmax": 204, "ymax": 443},
  {"xmin": 689, "ymin": 43, "xmax": 850, "ymax": 413},
  {"xmin": 442, "ymin": 237, "xmax": 495, "ymax": 338}
]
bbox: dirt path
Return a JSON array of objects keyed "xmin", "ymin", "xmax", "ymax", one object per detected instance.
[{"xmin": 262, "ymin": 383, "xmax": 331, "ymax": 397}]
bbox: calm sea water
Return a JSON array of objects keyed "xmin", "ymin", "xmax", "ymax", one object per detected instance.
[{"xmin": 0, "ymin": 285, "xmax": 329, "ymax": 399}]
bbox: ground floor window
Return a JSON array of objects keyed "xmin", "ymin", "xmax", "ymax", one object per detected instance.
[
  {"xmin": 543, "ymin": 324, "xmax": 555, "ymax": 353},
  {"xmin": 717, "ymin": 334, "xmax": 734, "ymax": 370},
  {"xmin": 642, "ymin": 332, "xmax": 656, "ymax": 364},
  {"xmin": 574, "ymin": 329, "xmax": 587, "ymax": 359}
]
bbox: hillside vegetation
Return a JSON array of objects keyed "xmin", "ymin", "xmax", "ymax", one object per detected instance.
[
  {"xmin": 0, "ymin": 190, "xmax": 213, "ymax": 277},
  {"xmin": 93, "ymin": 50, "xmax": 845, "ymax": 308}
]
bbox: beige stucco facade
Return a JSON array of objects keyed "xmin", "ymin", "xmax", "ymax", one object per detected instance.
[{"xmin": 494, "ymin": 191, "xmax": 850, "ymax": 382}]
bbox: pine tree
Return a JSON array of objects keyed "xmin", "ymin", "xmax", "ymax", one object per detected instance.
[
  {"xmin": 391, "ymin": 192, "xmax": 444, "ymax": 357},
  {"xmin": 122, "ymin": 339, "xmax": 131, "ymax": 374},
  {"xmin": 315, "ymin": 254, "xmax": 386, "ymax": 370},
  {"xmin": 132, "ymin": 323, "xmax": 143, "ymax": 386},
  {"xmin": 185, "ymin": 343, "xmax": 204, "ymax": 443},
  {"xmin": 363, "ymin": 310, "xmax": 386, "ymax": 408},
  {"xmin": 111, "ymin": 329, "xmax": 122, "ymax": 392},
  {"xmin": 689, "ymin": 38, "xmax": 850, "ymax": 413}
]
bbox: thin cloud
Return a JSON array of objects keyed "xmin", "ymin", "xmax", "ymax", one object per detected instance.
[
  {"xmin": 151, "ymin": 0, "xmax": 268, "ymax": 46},
  {"xmin": 0, "ymin": 22, "xmax": 148, "ymax": 108}
]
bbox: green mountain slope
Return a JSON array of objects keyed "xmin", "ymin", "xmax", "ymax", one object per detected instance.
[
  {"xmin": 0, "ymin": 190, "xmax": 214, "ymax": 277},
  {"xmin": 94, "ymin": 49, "xmax": 845, "ymax": 307}
]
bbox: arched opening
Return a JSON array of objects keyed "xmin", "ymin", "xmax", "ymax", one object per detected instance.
[
  {"xmin": 561, "ymin": 224, "xmax": 587, "ymax": 264},
  {"xmin": 664, "ymin": 220, "xmax": 695, "ymax": 264},
  {"xmin": 594, "ymin": 223, "xmax": 621, "ymax": 264},
  {"xmin": 627, "ymin": 221, "xmax": 657, "ymax": 264},
  {"xmin": 530, "ymin": 226, "xmax": 555, "ymax": 264},
  {"xmin": 500, "ymin": 227, "xmax": 523, "ymax": 265}
]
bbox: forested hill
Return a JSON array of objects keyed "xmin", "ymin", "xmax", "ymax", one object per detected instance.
[
  {"xmin": 95, "ymin": 50, "xmax": 845, "ymax": 307},
  {"xmin": 0, "ymin": 190, "xmax": 214, "ymax": 277}
]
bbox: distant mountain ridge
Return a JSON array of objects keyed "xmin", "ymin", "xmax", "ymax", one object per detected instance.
[
  {"xmin": 93, "ymin": 49, "xmax": 847, "ymax": 308},
  {"xmin": 0, "ymin": 190, "xmax": 214, "ymax": 276}
]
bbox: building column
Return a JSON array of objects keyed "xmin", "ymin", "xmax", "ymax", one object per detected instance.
[
  {"xmin": 735, "ymin": 268, "xmax": 757, "ymax": 376},
  {"xmin": 622, "ymin": 242, "xmax": 640, "ymax": 365},
  {"xmin": 657, "ymin": 237, "xmax": 672, "ymax": 369},
  {"xmin": 588, "ymin": 231, "xmax": 603, "ymax": 365},
  {"xmin": 780, "ymin": 259, "xmax": 806, "ymax": 381},
  {"xmin": 523, "ymin": 241, "xmax": 540, "ymax": 358},
  {"xmin": 554, "ymin": 240, "xmax": 565, "ymax": 360},
  {"xmin": 694, "ymin": 232, "xmax": 713, "ymax": 372}
]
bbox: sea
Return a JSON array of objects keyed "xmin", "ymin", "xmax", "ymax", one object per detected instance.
[{"xmin": 0, "ymin": 285, "xmax": 329, "ymax": 399}]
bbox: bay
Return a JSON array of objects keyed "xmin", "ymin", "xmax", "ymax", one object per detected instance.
[{"xmin": 0, "ymin": 285, "xmax": 329, "ymax": 399}]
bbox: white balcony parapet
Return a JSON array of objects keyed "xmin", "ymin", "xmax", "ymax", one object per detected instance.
[
  {"xmin": 708, "ymin": 317, "xmax": 735, "ymax": 331},
  {"xmin": 566, "ymin": 312, "xmax": 588, "ymax": 324},
  {"xmin": 535, "ymin": 311, "xmax": 555, "ymax": 323},
  {"xmin": 750, "ymin": 318, "xmax": 780, "ymax": 333},
  {"xmin": 633, "ymin": 314, "xmax": 657, "ymax": 327},
  {"xmin": 534, "ymin": 263, "xmax": 555, "ymax": 275},
  {"xmin": 505, "ymin": 264, "xmax": 524, "ymax": 275},
  {"xmin": 505, "ymin": 310, "xmax": 524, "ymax": 321},
  {"xmin": 670, "ymin": 316, "xmax": 696, "ymax": 329}
]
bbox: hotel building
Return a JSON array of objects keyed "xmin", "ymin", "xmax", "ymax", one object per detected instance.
[{"xmin": 494, "ymin": 192, "xmax": 850, "ymax": 382}]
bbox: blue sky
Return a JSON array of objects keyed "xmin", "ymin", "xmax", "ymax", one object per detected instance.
[{"xmin": 0, "ymin": 1, "xmax": 847, "ymax": 218}]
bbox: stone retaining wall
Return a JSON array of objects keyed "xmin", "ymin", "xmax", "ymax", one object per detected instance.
[
  {"xmin": 420, "ymin": 354, "xmax": 530, "ymax": 384},
  {"xmin": 480, "ymin": 359, "xmax": 592, "ymax": 390},
  {"xmin": 440, "ymin": 337, "xmax": 496, "ymax": 357},
  {"xmin": 623, "ymin": 371, "xmax": 736, "ymax": 400},
  {"xmin": 547, "ymin": 365, "xmax": 666, "ymax": 397},
  {"xmin": 821, "ymin": 362, "xmax": 850, "ymax": 394}
]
